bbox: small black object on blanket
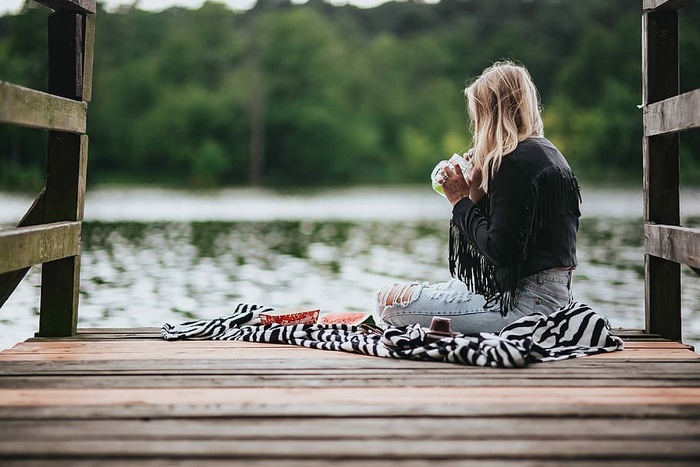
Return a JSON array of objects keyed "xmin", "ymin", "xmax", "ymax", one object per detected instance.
[{"xmin": 161, "ymin": 301, "xmax": 624, "ymax": 368}]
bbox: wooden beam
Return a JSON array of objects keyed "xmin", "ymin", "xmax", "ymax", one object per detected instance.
[
  {"xmin": 645, "ymin": 224, "xmax": 700, "ymax": 269},
  {"xmin": 38, "ymin": 133, "xmax": 88, "ymax": 337},
  {"xmin": 35, "ymin": 6, "xmax": 91, "ymax": 338},
  {"xmin": 0, "ymin": 222, "xmax": 81, "ymax": 275},
  {"xmin": 643, "ymin": 0, "xmax": 692, "ymax": 11},
  {"xmin": 45, "ymin": 133, "xmax": 88, "ymax": 222},
  {"xmin": 81, "ymin": 14, "xmax": 96, "ymax": 103},
  {"xmin": 49, "ymin": 11, "xmax": 84, "ymax": 100},
  {"xmin": 39, "ymin": 255, "xmax": 81, "ymax": 337},
  {"xmin": 645, "ymin": 255, "xmax": 682, "ymax": 342},
  {"xmin": 644, "ymin": 89, "xmax": 700, "ymax": 136},
  {"xmin": 34, "ymin": 0, "xmax": 96, "ymax": 14},
  {"xmin": 0, "ymin": 189, "xmax": 46, "ymax": 310},
  {"xmin": 0, "ymin": 82, "xmax": 86, "ymax": 133},
  {"xmin": 643, "ymin": 136, "xmax": 680, "ymax": 225},
  {"xmin": 642, "ymin": 10, "xmax": 679, "ymax": 106}
]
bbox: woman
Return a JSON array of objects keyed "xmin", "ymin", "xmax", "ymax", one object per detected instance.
[{"xmin": 376, "ymin": 61, "xmax": 581, "ymax": 334}]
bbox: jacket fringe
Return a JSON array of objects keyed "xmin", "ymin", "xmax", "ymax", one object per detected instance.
[{"xmin": 449, "ymin": 165, "xmax": 581, "ymax": 316}]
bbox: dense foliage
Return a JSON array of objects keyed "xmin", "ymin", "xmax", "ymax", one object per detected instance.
[{"xmin": 1, "ymin": 0, "xmax": 699, "ymax": 189}]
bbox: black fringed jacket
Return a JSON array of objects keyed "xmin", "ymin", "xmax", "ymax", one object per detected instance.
[{"xmin": 449, "ymin": 137, "xmax": 581, "ymax": 315}]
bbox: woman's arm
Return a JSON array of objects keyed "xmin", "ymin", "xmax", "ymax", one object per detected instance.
[{"xmin": 450, "ymin": 160, "xmax": 531, "ymax": 268}]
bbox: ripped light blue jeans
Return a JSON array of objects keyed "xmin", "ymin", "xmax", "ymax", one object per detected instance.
[{"xmin": 376, "ymin": 268, "xmax": 574, "ymax": 335}]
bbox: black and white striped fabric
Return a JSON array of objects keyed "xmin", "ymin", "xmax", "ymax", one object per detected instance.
[{"xmin": 161, "ymin": 301, "xmax": 624, "ymax": 368}]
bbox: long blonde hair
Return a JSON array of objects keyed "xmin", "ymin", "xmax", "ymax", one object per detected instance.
[{"xmin": 464, "ymin": 61, "xmax": 544, "ymax": 191}]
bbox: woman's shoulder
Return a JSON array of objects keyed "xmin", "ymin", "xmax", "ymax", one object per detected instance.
[
  {"xmin": 509, "ymin": 137, "xmax": 569, "ymax": 170},
  {"xmin": 496, "ymin": 137, "xmax": 574, "ymax": 189},
  {"xmin": 513, "ymin": 136, "xmax": 558, "ymax": 156}
]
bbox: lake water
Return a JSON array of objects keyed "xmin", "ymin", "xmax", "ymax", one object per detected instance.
[{"xmin": 1, "ymin": 185, "xmax": 699, "ymax": 351}]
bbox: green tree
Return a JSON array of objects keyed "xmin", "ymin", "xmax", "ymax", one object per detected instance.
[
  {"xmin": 255, "ymin": 8, "xmax": 378, "ymax": 185},
  {"xmin": 546, "ymin": 11, "xmax": 642, "ymax": 182},
  {"xmin": 2, "ymin": 0, "xmax": 699, "ymax": 189}
]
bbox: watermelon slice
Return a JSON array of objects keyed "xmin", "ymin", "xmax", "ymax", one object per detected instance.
[
  {"xmin": 259, "ymin": 307, "xmax": 320, "ymax": 325},
  {"xmin": 317, "ymin": 312, "xmax": 375, "ymax": 326}
]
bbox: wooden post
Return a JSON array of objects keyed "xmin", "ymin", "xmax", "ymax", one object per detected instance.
[
  {"xmin": 642, "ymin": 9, "xmax": 681, "ymax": 341},
  {"xmin": 48, "ymin": 11, "xmax": 84, "ymax": 100},
  {"xmin": 38, "ymin": 11, "xmax": 90, "ymax": 337},
  {"xmin": 39, "ymin": 134, "xmax": 87, "ymax": 337}
]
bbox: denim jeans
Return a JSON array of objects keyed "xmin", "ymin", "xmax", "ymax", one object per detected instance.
[{"xmin": 376, "ymin": 268, "xmax": 574, "ymax": 335}]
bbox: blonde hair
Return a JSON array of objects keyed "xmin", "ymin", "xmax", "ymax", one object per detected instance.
[{"xmin": 464, "ymin": 61, "xmax": 544, "ymax": 191}]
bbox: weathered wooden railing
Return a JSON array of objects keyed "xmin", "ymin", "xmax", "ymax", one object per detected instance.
[
  {"xmin": 0, "ymin": 0, "xmax": 95, "ymax": 337},
  {"xmin": 642, "ymin": 0, "xmax": 700, "ymax": 342}
]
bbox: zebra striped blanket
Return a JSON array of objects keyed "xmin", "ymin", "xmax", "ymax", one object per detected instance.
[{"xmin": 161, "ymin": 301, "xmax": 624, "ymax": 368}]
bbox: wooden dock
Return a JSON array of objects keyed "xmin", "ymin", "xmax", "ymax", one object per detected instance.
[
  {"xmin": 1, "ymin": 329, "xmax": 699, "ymax": 465},
  {"xmin": 1, "ymin": 0, "xmax": 700, "ymax": 465}
]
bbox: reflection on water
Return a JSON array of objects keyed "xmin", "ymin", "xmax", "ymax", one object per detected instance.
[
  {"xmin": 1, "ymin": 187, "xmax": 699, "ymax": 351},
  {"xmin": 76, "ymin": 219, "xmax": 451, "ymax": 318}
]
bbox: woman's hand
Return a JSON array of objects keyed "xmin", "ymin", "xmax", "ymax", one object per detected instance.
[
  {"xmin": 467, "ymin": 166, "xmax": 486, "ymax": 204},
  {"xmin": 439, "ymin": 164, "xmax": 470, "ymax": 206},
  {"xmin": 439, "ymin": 163, "xmax": 486, "ymax": 207}
]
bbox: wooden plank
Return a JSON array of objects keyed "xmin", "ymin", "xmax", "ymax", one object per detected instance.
[
  {"xmin": 11, "ymin": 188, "xmax": 45, "ymax": 226},
  {"xmin": 49, "ymin": 11, "xmax": 83, "ymax": 100},
  {"xmin": 0, "ymin": 340, "xmax": 695, "ymax": 368},
  {"xmin": 645, "ymin": 224, "xmax": 700, "ymax": 268},
  {"xmin": 2, "ymin": 368, "xmax": 699, "ymax": 386},
  {"xmin": 0, "ymin": 362, "xmax": 697, "ymax": 379},
  {"xmin": 2, "ymin": 373, "xmax": 699, "ymax": 389},
  {"xmin": 3, "ymin": 339, "xmax": 691, "ymax": 352},
  {"xmin": 0, "ymin": 340, "xmax": 695, "ymax": 361},
  {"xmin": 80, "ymin": 13, "xmax": 95, "ymax": 102},
  {"xmin": 2, "ymin": 418, "xmax": 699, "ymax": 466},
  {"xmin": 5, "ymin": 416, "xmax": 700, "ymax": 441},
  {"xmin": 0, "ymin": 438, "xmax": 699, "ymax": 460},
  {"xmin": 2, "ymin": 401, "xmax": 698, "ymax": 420},
  {"xmin": 4, "ymin": 462, "xmax": 697, "ymax": 467},
  {"xmin": 3, "ymin": 461, "xmax": 674, "ymax": 467},
  {"xmin": 1, "ymin": 386, "xmax": 700, "ymax": 407},
  {"xmin": 5, "ymin": 340, "xmax": 309, "ymax": 350},
  {"xmin": 644, "ymin": 89, "xmax": 700, "ymax": 136},
  {"xmin": 643, "ymin": 0, "xmax": 692, "ymax": 11},
  {"xmin": 0, "ymin": 81, "xmax": 86, "ymax": 133},
  {"xmin": 0, "ymin": 352, "xmax": 694, "ymax": 366},
  {"xmin": 0, "ymin": 347, "xmax": 366, "ymax": 361},
  {"xmin": 0, "ymin": 189, "xmax": 46, "ymax": 309},
  {"xmin": 0, "ymin": 222, "xmax": 81, "ymax": 274},
  {"xmin": 34, "ymin": 0, "xmax": 96, "ymax": 13},
  {"xmin": 1, "ymin": 356, "xmax": 699, "ymax": 375},
  {"xmin": 583, "ymin": 349, "xmax": 698, "ymax": 359},
  {"xmin": 0, "ymin": 461, "xmax": 697, "ymax": 467},
  {"xmin": 3, "ymin": 417, "xmax": 699, "ymax": 441}
]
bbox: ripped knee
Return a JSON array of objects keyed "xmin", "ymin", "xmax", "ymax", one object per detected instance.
[{"xmin": 376, "ymin": 283, "xmax": 419, "ymax": 308}]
